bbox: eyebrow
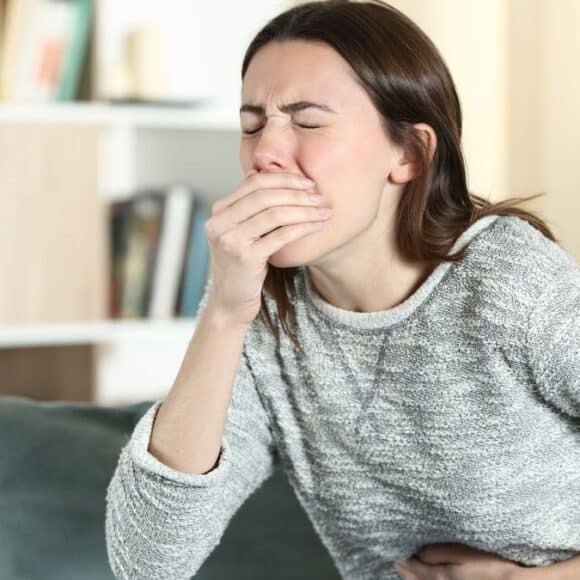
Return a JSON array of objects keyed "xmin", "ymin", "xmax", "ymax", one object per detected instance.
[{"xmin": 239, "ymin": 100, "xmax": 337, "ymax": 116}]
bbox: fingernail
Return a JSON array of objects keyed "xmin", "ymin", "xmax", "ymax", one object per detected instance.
[{"xmin": 301, "ymin": 178, "xmax": 315, "ymax": 187}]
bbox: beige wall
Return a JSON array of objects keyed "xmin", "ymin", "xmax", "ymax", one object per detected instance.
[
  {"xmin": 532, "ymin": 0, "xmax": 580, "ymax": 261},
  {"xmin": 390, "ymin": 0, "xmax": 579, "ymax": 262},
  {"xmin": 295, "ymin": 0, "xmax": 580, "ymax": 262}
]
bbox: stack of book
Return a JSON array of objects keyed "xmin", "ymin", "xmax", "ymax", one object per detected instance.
[
  {"xmin": 109, "ymin": 183, "xmax": 212, "ymax": 320},
  {"xmin": 0, "ymin": 0, "xmax": 91, "ymax": 101}
]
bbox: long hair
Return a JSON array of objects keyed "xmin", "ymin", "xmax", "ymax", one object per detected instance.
[{"xmin": 240, "ymin": 0, "xmax": 558, "ymax": 354}]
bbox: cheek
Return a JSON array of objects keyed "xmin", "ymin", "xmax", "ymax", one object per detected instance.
[
  {"xmin": 316, "ymin": 188, "xmax": 379, "ymax": 247},
  {"xmin": 311, "ymin": 161, "xmax": 381, "ymax": 221},
  {"xmin": 304, "ymin": 134, "xmax": 381, "ymax": 186},
  {"xmin": 333, "ymin": 194, "xmax": 378, "ymax": 236},
  {"xmin": 298, "ymin": 137, "xmax": 386, "ymax": 238}
]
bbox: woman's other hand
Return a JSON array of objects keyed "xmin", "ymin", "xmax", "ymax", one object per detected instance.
[{"xmin": 394, "ymin": 542, "xmax": 526, "ymax": 580}]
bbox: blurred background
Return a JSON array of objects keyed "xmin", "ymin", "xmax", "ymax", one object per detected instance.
[{"xmin": 0, "ymin": 0, "xmax": 578, "ymax": 406}]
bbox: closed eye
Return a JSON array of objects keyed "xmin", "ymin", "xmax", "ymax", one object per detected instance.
[{"xmin": 242, "ymin": 124, "xmax": 321, "ymax": 135}]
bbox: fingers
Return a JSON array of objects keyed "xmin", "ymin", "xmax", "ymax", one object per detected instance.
[
  {"xmin": 394, "ymin": 559, "xmax": 417, "ymax": 579},
  {"xmin": 252, "ymin": 217, "xmax": 330, "ymax": 259},
  {"xmin": 415, "ymin": 542, "xmax": 485, "ymax": 565},
  {"xmin": 212, "ymin": 171, "xmax": 315, "ymax": 216},
  {"xmin": 396, "ymin": 558, "xmax": 454, "ymax": 579}
]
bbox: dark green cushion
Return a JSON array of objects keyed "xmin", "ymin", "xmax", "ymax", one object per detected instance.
[{"xmin": 0, "ymin": 396, "xmax": 338, "ymax": 579}]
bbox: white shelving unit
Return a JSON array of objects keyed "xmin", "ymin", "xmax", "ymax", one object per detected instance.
[
  {"xmin": 0, "ymin": 101, "xmax": 239, "ymax": 130},
  {"xmin": 0, "ymin": 101, "xmax": 242, "ymax": 406},
  {"xmin": 0, "ymin": 0, "xmax": 294, "ymax": 406},
  {"xmin": 0, "ymin": 319, "xmax": 198, "ymax": 348},
  {"xmin": 0, "ymin": 318, "xmax": 199, "ymax": 406}
]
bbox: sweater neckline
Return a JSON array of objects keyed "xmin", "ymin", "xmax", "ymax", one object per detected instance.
[{"xmin": 300, "ymin": 214, "xmax": 501, "ymax": 330}]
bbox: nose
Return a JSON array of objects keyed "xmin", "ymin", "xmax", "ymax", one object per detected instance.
[{"xmin": 250, "ymin": 120, "xmax": 296, "ymax": 174}]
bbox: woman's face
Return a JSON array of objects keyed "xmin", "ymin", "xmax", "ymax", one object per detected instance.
[{"xmin": 239, "ymin": 40, "xmax": 410, "ymax": 269}]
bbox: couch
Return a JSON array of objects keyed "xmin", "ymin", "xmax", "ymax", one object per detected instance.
[{"xmin": 0, "ymin": 395, "xmax": 339, "ymax": 579}]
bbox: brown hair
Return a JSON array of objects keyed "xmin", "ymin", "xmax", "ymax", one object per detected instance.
[{"xmin": 240, "ymin": 0, "xmax": 559, "ymax": 354}]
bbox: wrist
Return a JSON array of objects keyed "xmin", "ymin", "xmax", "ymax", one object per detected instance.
[{"xmin": 202, "ymin": 304, "xmax": 252, "ymax": 333}]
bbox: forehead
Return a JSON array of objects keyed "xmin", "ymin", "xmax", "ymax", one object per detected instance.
[{"xmin": 241, "ymin": 40, "xmax": 360, "ymax": 107}]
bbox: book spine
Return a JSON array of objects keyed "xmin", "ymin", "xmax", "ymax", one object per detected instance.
[
  {"xmin": 55, "ymin": 0, "xmax": 91, "ymax": 101},
  {"xmin": 147, "ymin": 184, "xmax": 195, "ymax": 320},
  {"xmin": 179, "ymin": 199, "xmax": 212, "ymax": 318}
]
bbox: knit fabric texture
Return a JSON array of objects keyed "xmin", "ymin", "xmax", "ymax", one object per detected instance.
[{"xmin": 105, "ymin": 213, "xmax": 580, "ymax": 579}]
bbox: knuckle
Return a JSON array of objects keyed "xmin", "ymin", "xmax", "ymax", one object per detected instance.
[
  {"xmin": 219, "ymin": 231, "xmax": 239, "ymax": 254},
  {"xmin": 255, "ymin": 191, "xmax": 269, "ymax": 210},
  {"xmin": 267, "ymin": 206, "xmax": 284, "ymax": 221}
]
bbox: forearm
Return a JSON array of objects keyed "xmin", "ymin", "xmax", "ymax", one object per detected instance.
[
  {"xmin": 148, "ymin": 304, "xmax": 250, "ymax": 475},
  {"xmin": 514, "ymin": 554, "xmax": 580, "ymax": 580}
]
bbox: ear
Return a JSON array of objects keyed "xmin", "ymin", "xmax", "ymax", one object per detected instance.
[{"xmin": 390, "ymin": 123, "xmax": 437, "ymax": 184}]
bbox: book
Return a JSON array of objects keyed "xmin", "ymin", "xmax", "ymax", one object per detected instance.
[
  {"xmin": 178, "ymin": 196, "xmax": 212, "ymax": 318},
  {"xmin": 0, "ymin": 0, "xmax": 91, "ymax": 101},
  {"xmin": 117, "ymin": 191, "xmax": 164, "ymax": 319},
  {"xmin": 33, "ymin": 0, "xmax": 74, "ymax": 100},
  {"xmin": 0, "ymin": 0, "xmax": 33, "ymax": 100},
  {"xmin": 55, "ymin": 0, "xmax": 91, "ymax": 101},
  {"xmin": 10, "ymin": 0, "xmax": 72, "ymax": 100},
  {"xmin": 109, "ymin": 186, "xmax": 215, "ymax": 321},
  {"xmin": 108, "ymin": 199, "xmax": 131, "ymax": 319},
  {"xmin": 147, "ymin": 184, "xmax": 195, "ymax": 320}
]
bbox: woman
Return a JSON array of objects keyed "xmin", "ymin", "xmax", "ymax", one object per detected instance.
[{"xmin": 105, "ymin": 2, "xmax": 580, "ymax": 579}]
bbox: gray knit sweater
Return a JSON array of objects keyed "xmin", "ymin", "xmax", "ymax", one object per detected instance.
[{"xmin": 105, "ymin": 213, "xmax": 580, "ymax": 579}]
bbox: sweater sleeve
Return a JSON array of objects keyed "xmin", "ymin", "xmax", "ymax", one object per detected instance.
[
  {"xmin": 527, "ymin": 261, "xmax": 580, "ymax": 419},
  {"xmin": 104, "ymin": 335, "xmax": 278, "ymax": 579}
]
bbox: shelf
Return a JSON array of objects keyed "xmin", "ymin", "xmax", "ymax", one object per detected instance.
[
  {"xmin": 0, "ymin": 319, "xmax": 198, "ymax": 348},
  {"xmin": 0, "ymin": 102, "xmax": 241, "ymax": 131}
]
